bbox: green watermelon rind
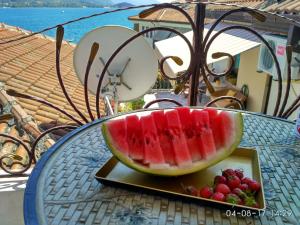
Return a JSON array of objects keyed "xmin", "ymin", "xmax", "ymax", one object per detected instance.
[{"xmin": 102, "ymin": 111, "xmax": 244, "ymax": 176}]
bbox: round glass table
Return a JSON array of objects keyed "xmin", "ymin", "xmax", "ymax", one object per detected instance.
[{"xmin": 24, "ymin": 109, "xmax": 300, "ymax": 225}]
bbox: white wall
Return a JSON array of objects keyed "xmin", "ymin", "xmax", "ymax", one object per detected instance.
[
  {"xmin": 0, "ymin": 175, "xmax": 28, "ymax": 225},
  {"xmin": 267, "ymin": 80, "xmax": 300, "ymax": 120},
  {"xmin": 134, "ymin": 21, "xmax": 191, "ymax": 46},
  {"xmin": 236, "ymin": 47, "xmax": 271, "ymax": 113}
]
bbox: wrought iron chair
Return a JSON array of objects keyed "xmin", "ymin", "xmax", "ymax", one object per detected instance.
[{"xmin": 0, "ymin": 2, "xmax": 299, "ymax": 176}]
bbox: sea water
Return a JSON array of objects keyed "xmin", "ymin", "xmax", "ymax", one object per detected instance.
[{"xmin": 0, "ymin": 7, "xmax": 142, "ymax": 43}]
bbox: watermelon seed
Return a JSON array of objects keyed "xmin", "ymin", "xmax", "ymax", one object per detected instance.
[
  {"xmin": 145, "ymin": 137, "xmax": 150, "ymax": 145},
  {"xmin": 185, "ymin": 129, "xmax": 194, "ymax": 139}
]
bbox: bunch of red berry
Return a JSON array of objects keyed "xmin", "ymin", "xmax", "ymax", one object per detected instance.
[{"xmin": 184, "ymin": 169, "xmax": 261, "ymax": 208}]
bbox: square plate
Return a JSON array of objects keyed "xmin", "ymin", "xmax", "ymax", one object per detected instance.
[{"xmin": 95, "ymin": 148, "xmax": 266, "ymax": 212}]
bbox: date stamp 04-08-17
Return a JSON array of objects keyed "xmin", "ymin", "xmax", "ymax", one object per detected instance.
[{"xmin": 225, "ymin": 209, "xmax": 293, "ymax": 217}]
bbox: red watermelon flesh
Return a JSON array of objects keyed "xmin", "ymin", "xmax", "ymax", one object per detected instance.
[
  {"xmin": 126, "ymin": 114, "xmax": 144, "ymax": 160},
  {"xmin": 177, "ymin": 107, "xmax": 202, "ymax": 161},
  {"xmin": 199, "ymin": 128, "xmax": 217, "ymax": 158},
  {"xmin": 102, "ymin": 107, "xmax": 243, "ymax": 176},
  {"xmin": 191, "ymin": 110, "xmax": 216, "ymax": 159},
  {"xmin": 151, "ymin": 111, "xmax": 176, "ymax": 165},
  {"xmin": 203, "ymin": 108, "xmax": 223, "ymax": 149},
  {"xmin": 219, "ymin": 111, "xmax": 234, "ymax": 147},
  {"xmin": 165, "ymin": 110, "xmax": 192, "ymax": 167},
  {"xmin": 141, "ymin": 114, "xmax": 166, "ymax": 166},
  {"xmin": 106, "ymin": 118, "xmax": 129, "ymax": 156}
]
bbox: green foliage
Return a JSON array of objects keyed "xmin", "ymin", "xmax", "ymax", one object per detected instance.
[{"xmin": 120, "ymin": 98, "xmax": 145, "ymax": 112}]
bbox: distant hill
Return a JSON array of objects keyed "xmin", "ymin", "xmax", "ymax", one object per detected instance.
[
  {"xmin": 0, "ymin": 0, "xmax": 113, "ymax": 7},
  {"xmin": 112, "ymin": 0, "xmax": 159, "ymax": 5},
  {"xmin": 112, "ymin": 2, "xmax": 135, "ymax": 8}
]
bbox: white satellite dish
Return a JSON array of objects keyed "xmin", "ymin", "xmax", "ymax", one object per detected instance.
[{"xmin": 73, "ymin": 26, "xmax": 158, "ymax": 110}]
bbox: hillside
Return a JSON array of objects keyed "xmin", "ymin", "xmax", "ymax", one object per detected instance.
[
  {"xmin": 112, "ymin": 0, "xmax": 159, "ymax": 5},
  {"xmin": 0, "ymin": 0, "xmax": 113, "ymax": 7},
  {"xmin": 112, "ymin": 2, "xmax": 135, "ymax": 8}
]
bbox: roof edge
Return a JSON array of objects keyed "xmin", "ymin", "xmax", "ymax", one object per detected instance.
[
  {"xmin": 0, "ymin": 22, "xmax": 76, "ymax": 47},
  {"xmin": 0, "ymin": 82, "xmax": 55, "ymax": 148}
]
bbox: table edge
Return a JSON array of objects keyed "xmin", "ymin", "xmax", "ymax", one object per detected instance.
[
  {"xmin": 23, "ymin": 118, "xmax": 105, "ymax": 225},
  {"xmin": 23, "ymin": 109, "xmax": 295, "ymax": 225}
]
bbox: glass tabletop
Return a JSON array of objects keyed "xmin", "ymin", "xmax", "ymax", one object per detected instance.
[{"xmin": 24, "ymin": 109, "xmax": 300, "ymax": 225}]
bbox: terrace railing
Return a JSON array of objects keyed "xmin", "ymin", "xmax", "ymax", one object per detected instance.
[{"xmin": 0, "ymin": 2, "xmax": 299, "ymax": 175}]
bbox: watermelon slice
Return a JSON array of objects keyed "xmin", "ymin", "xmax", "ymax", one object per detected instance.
[
  {"xmin": 102, "ymin": 108, "xmax": 243, "ymax": 176},
  {"xmin": 125, "ymin": 114, "xmax": 144, "ymax": 161},
  {"xmin": 140, "ymin": 114, "xmax": 166, "ymax": 168},
  {"xmin": 106, "ymin": 118, "xmax": 129, "ymax": 156},
  {"xmin": 203, "ymin": 108, "xmax": 223, "ymax": 149},
  {"xmin": 165, "ymin": 110, "xmax": 192, "ymax": 167},
  {"xmin": 177, "ymin": 107, "xmax": 202, "ymax": 161},
  {"xmin": 191, "ymin": 110, "xmax": 216, "ymax": 159},
  {"xmin": 151, "ymin": 111, "xmax": 176, "ymax": 165}
]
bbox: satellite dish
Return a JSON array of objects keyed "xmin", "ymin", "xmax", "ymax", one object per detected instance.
[{"xmin": 73, "ymin": 26, "xmax": 158, "ymax": 106}]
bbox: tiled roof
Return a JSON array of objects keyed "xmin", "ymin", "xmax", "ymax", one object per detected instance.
[
  {"xmin": 129, "ymin": 5, "xmax": 196, "ymax": 24},
  {"xmin": 0, "ymin": 23, "xmax": 107, "ymax": 174},
  {"xmin": 0, "ymin": 86, "xmax": 55, "ymax": 173},
  {"xmin": 207, "ymin": 0, "xmax": 265, "ymax": 10},
  {"xmin": 129, "ymin": 1, "xmax": 265, "ymax": 23},
  {"xmin": 264, "ymin": 0, "xmax": 300, "ymax": 14},
  {"xmin": 0, "ymin": 23, "xmax": 105, "ymax": 125}
]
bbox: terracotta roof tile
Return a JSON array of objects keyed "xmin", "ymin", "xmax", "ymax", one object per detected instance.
[
  {"xmin": 211, "ymin": 0, "xmax": 264, "ymax": 8},
  {"xmin": 129, "ymin": 6, "xmax": 196, "ymax": 24},
  {"xmin": 0, "ymin": 24, "xmax": 106, "ymax": 126},
  {"xmin": 57, "ymin": 117, "xmax": 72, "ymax": 125},
  {"xmin": 7, "ymin": 78, "xmax": 31, "ymax": 88},
  {"xmin": 0, "ymin": 24, "xmax": 105, "ymax": 175},
  {"xmin": 129, "ymin": 1, "xmax": 264, "ymax": 23},
  {"xmin": 12, "ymin": 144, "xmax": 30, "ymax": 170},
  {"xmin": 0, "ymin": 110, "xmax": 48, "ymax": 174},
  {"xmin": 264, "ymin": 0, "xmax": 300, "ymax": 14},
  {"xmin": 0, "ymin": 122, "xmax": 8, "ymax": 134},
  {"xmin": 18, "ymin": 101, "xmax": 39, "ymax": 112},
  {"xmin": 35, "ymin": 110, "xmax": 60, "ymax": 121},
  {"xmin": 0, "ymin": 72, "xmax": 11, "ymax": 82},
  {"xmin": 1, "ymin": 126, "xmax": 19, "ymax": 166},
  {"xmin": 18, "ymin": 98, "xmax": 41, "ymax": 107},
  {"xmin": 6, "ymin": 83, "xmax": 28, "ymax": 91}
]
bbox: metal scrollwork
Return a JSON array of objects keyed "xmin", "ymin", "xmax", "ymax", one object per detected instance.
[
  {"xmin": 31, "ymin": 125, "xmax": 78, "ymax": 163},
  {"xmin": 0, "ymin": 134, "xmax": 33, "ymax": 175},
  {"xmin": 1, "ymin": 2, "xmax": 299, "ymax": 176}
]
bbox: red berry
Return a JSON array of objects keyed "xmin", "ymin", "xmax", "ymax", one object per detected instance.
[
  {"xmin": 222, "ymin": 169, "xmax": 236, "ymax": 178},
  {"xmin": 211, "ymin": 192, "xmax": 225, "ymax": 202},
  {"xmin": 248, "ymin": 181, "xmax": 261, "ymax": 192},
  {"xmin": 199, "ymin": 186, "xmax": 213, "ymax": 199},
  {"xmin": 215, "ymin": 183, "xmax": 231, "ymax": 195},
  {"xmin": 239, "ymin": 183, "xmax": 248, "ymax": 191},
  {"xmin": 214, "ymin": 175, "xmax": 227, "ymax": 185},
  {"xmin": 227, "ymin": 175, "xmax": 241, "ymax": 190},
  {"xmin": 225, "ymin": 193, "xmax": 242, "ymax": 205},
  {"xmin": 232, "ymin": 188, "xmax": 246, "ymax": 199},
  {"xmin": 253, "ymin": 202, "xmax": 260, "ymax": 208},
  {"xmin": 234, "ymin": 169, "xmax": 244, "ymax": 179},
  {"xmin": 184, "ymin": 185, "xmax": 198, "ymax": 196},
  {"xmin": 241, "ymin": 177, "xmax": 252, "ymax": 185}
]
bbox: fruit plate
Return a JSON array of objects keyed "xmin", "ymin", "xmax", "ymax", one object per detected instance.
[{"xmin": 95, "ymin": 147, "xmax": 266, "ymax": 212}]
